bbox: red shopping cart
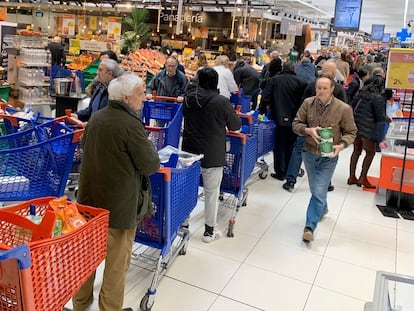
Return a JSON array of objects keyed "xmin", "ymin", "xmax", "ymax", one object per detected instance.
[{"xmin": 0, "ymin": 197, "xmax": 109, "ymax": 311}]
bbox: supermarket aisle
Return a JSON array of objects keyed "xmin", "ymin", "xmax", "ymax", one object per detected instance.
[{"xmin": 67, "ymin": 147, "xmax": 414, "ymax": 311}]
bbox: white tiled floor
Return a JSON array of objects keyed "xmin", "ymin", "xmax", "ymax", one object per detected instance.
[{"xmin": 66, "ymin": 148, "xmax": 414, "ymax": 311}]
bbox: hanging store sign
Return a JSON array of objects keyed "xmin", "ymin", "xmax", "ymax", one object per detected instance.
[
  {"xmin": 63, "ymin": 14, "xmax": 75, "ymax": 36},
  {"xmin": 280, "ymin": 19, "xmax": 302, "ymax": 36},
  {"xmin": 107, "ymin": 17, "xmax": 121, "ymax": 40},
  {"xmin": 386, "ymin": 48, "xmax": 414, "ymax": 90},
  {"xmin": 148, "ymin": 11, "xmax": 231, "ymax": 28},
  {"xmin": 89, "ymin": 16, "xmax": 97, "ymax": 30}
]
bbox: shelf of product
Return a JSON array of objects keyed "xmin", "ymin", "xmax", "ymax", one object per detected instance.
[
  {"xmin": 379, "ymin": 118, "xmax": 414, "ymax": 194},
  {"xmin": 7, "ymin": 35, "xmax": 53, "ymax": 107}
]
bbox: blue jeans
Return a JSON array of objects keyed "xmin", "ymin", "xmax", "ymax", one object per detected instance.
[
  {"xmin": 285, "ymin": 136, "xmax": 305, "ymax": 184},
  {"xmin": 302, "ymin": 149, "xmax": 338, "ymax": 231}
]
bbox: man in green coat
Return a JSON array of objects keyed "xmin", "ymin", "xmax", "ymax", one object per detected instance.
[{"xmin": 72, "ymin": 74, "xmax": 160, "ymax": 311}]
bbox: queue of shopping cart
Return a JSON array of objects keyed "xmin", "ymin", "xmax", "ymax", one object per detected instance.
[{"xmin": 0, "ymin": 85, "xmax": 275, "ymax": 311}]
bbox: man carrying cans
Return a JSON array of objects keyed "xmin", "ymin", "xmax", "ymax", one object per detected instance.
[{"xmin": 292, "ymin": 75, "xmax": 357, "ymax": 242}]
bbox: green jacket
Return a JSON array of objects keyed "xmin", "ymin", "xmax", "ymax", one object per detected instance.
[{"xmin": 77, "ymin": 100, "xmax": 160, "ymax": 229}]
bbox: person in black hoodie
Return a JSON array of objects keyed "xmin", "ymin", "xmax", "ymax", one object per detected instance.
[{"xmin": 182, "ymin": 68, "xmax": 241, "ymax": 243}]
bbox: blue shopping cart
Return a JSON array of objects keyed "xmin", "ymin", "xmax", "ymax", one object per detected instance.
[{"xmin": 134, "ymin": 159, "xmax": 201, "ymax": 311}]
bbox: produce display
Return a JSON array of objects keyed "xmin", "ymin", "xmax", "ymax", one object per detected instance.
[
  {"xmin": 67, "ymin": 53, "xmax": 96, "ymax": 71},
  {"xmin": 120, "ymin": 49, "xmax": 166, "ymax": 74}
]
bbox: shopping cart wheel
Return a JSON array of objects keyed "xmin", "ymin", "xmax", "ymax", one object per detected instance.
[
  {"xmin": 242, "ymin": 189, "xmax": 248, "ymax": 206},
  {"xmin": 219, "ymin": 192, "xmax": 224, "ymax": 201},
  {"xmin": 259, "ymin": 170, "xmax": 268, "ymax": 179},
  {"xmin": 140, "ymin": 294, "xmax": 153, "ymax": 311},
  {"xmin": 298, "ymin": 168, "xmax": 305, "ymax": 177},
  {"xmin": 227, "ymin": 222, "xmax": 234, "ymax": 237},
  {"xmin": 178, "ymin": 246, "xmax": 187, "ymax": 255}
]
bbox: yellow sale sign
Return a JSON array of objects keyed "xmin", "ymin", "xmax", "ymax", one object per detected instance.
[{"xmin": 386, "ymin": 48, "xmax": 414, "ymax": 90}]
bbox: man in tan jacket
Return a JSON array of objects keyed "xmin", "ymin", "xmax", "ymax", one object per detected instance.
[{"xmin": 293, "ymin": 75, "xmax": 357, "ymax": 242}]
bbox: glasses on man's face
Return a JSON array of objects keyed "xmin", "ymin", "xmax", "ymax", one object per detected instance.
[{"xmin": 166, "ymin": 64, "xmax": 177, "ymax": 68}]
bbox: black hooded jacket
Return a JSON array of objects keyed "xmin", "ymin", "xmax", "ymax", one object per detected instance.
[{"xmin": 182, "ymin": 84, "xmax": 242, "ymax": 168}]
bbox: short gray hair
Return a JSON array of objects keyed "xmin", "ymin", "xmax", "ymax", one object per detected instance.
[
  {"xmin": 372, "ymin": 67, "xmax": 384, "ymax": 76},
  {"xmin": 108, "ymin": 74, "xmax": 144, "ymax": 101},
  {"xmin": 101, "ymin": 59, "xmax": 124, "ymax": 78}
]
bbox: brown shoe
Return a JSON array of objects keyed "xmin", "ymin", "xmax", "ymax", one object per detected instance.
[
  {"xmin": 347, "ymin": 176, "xmax": 359, "ymax": 185},
  {"xmin": 302, "ymin": 227, "xmax": 314, "ymax": 242},
  {"xmin": 358, "ymin": 178, "xmax": 376, "ymax": 189}
]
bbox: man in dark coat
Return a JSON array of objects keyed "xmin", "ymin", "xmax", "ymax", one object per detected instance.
[
  {"xmin": 75, "ymin": 59, "xmax": 123, "ymax": 122},
  {"xmin": 233, "ymin": 59, "xmax": 260, "ymax": 109},
  {"xmin": 259, "ymin": 61, "xmax": 307, "ymax": 181},
  {"xmin": 182, "ymin": 68, "xmax": 241, "ymax": 243},
  {"xmin": 47, "ymin": 36, "xmax": 66, "ymax": 67},
  {"xmin": 146, "ymin": 56, "xmax": 189, "ymax": 103},
  {"xmin": 72, "ymin": 74, "xmax": 160, "ymax": 311}
]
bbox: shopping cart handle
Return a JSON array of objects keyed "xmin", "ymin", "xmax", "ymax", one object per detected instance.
[
  {"xmin": 63, "ymin": 109, "xmax": 87, "ymax": 128},
  {"xmin": 0, "ymin": 114, "xmax": 19, "ymax": 127},
  {"xmin": 151, "ymin": 91, "xmax": 178, "ymax": 102}
]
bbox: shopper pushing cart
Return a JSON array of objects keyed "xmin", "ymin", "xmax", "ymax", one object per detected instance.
[
  {"xmin": 71, "ymin": 74, "xmax": 160, "ymax": 311},
  {"xmin": 182, "ymin": 67, "xmax": 241, "ymax": 242}
]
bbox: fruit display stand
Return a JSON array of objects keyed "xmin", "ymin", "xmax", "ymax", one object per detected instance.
[{"xmin": 120, "ymin": 49, "xmax": 166, "ymax": 84}]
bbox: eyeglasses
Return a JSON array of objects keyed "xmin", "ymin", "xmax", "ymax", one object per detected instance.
[{"xmin": 166, "ymin": 64, "xmax": 177, "ymax": 68}]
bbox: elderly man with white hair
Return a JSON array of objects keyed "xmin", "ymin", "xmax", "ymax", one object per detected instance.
[
  {"xmin": 47, "ymin": 36, "xmax": 66, "ymax": 67},
  {"xmin": 74, "ymin": 58, "xmax": 124, "ymax": 122},
  {"xmin": 213, "ymin": 55, "xmax": 238, "ymax": 99},
  {"xmin": 72, "ymin": 73, "xmax": 160, "ymax": 311}
]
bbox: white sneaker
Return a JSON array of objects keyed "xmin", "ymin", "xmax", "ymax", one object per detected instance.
[{"xmin": 202, "ymin": 230, "xmax": 222, "ymax": 243}]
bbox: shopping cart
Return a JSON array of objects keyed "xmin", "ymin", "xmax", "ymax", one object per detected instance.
[
  {"xmin": 218, "ymin": 132, "xmax": 257, "ymax": 237},
  {"xmin": 0, "ymin": 116, "xmax": 83, "ymax": 201},
  {"xmin": 230, "ymin": 92, "xmax": 251, "ymax": 113},
  {"xmin": 134, "ymin": 159, "xmax": 201, "ymax": 311},
  {"xmin": 142, "ymin": 98, "xmax": 183, "ymax": 151},
  {"xmin": 0, "ymin": 197, "xmax": 109, "ymax": 311},
  {"xmin": 238, "ymin": 112, "xmax": 276, "ymax": 181}
]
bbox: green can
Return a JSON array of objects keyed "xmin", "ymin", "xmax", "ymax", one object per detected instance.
[{"xmin": 319, "ymin": 127, "xmax": 333, "ymax": 157}]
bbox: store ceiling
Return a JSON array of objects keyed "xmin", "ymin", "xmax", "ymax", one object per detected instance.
[
  {"xmin": 304, "ymin": 0, "xmax": 414, "ymax": 36},
  {"xmin": 4, "ymin": 0, "xmax": 413, "ymax": 37}
]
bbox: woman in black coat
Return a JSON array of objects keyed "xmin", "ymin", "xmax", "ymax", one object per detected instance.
[{"xmin": 348, "ymin": 77, "xmax": 389, "ymax": 188}]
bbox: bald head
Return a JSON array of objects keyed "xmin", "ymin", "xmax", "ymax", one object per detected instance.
[{"xmin": 321, "ymin": 61, "xmax": 337, "ymax": 78}]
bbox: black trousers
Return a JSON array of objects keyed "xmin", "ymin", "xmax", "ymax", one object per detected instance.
[{"xmin": 273, "ymin": 125, "xmax": 297, "ymax": 178}]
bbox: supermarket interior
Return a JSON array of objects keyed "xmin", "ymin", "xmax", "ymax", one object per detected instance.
[{"xmin": 1, "ymin": 0, "xmax": 414, "ymax": 310}]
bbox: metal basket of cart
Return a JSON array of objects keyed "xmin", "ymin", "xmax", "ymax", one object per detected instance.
[
  {"xmin": 252, "ymin": 116, "xmax": 276, "ymax": 179},
  {"xmin": 142, "ymin": 95, "xmax": 183, "ymax": 151},
  {"xmin": 0, "ymin": 116, "xmax": 83, "ymax": 201},
  {"xmin": 0, "ymin": 197, "xmax": 109, "ymax": 311},
  {"xmin": 237, "ymin": 112, "xmax": 276, "ymax": 181},
  {"xmin": 230, "ymin": 90, "xmax": 251, "ymax": 113},
  {"xmin": 134, "ymin": 156, "xmax": 201, "ymax": 311},
  {"xmin": 0, "ymin": 110, "xmax": 84, "ymax": 194},
  {"xmin": 216, "ymin": 131, "xmax": 257, "ymax": 237}
]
